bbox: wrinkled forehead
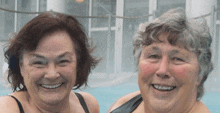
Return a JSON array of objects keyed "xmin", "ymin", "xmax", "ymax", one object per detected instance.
[{"xmin": 143, "ymin": 32, "xmax": 193, "ymax": 52}]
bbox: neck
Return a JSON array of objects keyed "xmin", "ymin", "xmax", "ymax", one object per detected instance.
[
  {"xmin": 27, "ymin": 93, "xmax": 71, "ymax": 113},
  {"xmin": 35, "ymin": 100, "xmax": 70, "ymax": 113},
  {"xmin": 143, "ymin": 98, "xmax": 198, "ymax": 113},
  {"xmin": 143, "ymin": 87, "xmax": 199, "ymax": 113}
]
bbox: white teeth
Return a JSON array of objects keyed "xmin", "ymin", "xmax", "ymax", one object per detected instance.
[
  {"xmin": 41, "ymin": 84, "xmax": 62, "ymax": 89},
  {"xmin": 153, "ymin": 84, "xmax": 175, "ymax": 91}
]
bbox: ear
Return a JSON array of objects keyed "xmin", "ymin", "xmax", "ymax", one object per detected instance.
[
  {"xmin": 196, "ymin": 76, "xmax": 202, "ymax": 86},
  {"xmin": 19, "ymin": 61, "xmax": 24, "ymax": 77}
]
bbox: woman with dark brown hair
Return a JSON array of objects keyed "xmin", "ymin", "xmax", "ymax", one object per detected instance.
[{"xmin": 0, "ymin": 11, "xmax": 99, "ymax": 113}]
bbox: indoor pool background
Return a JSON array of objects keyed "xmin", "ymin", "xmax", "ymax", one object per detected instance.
[{"xmin": 1, "ymin": 78, "xmax": 220, "ymax": 113}]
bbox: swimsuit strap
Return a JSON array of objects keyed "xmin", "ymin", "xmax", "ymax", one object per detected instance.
[
  {"xmin": 75, "ymin": 92, "xmax": 90, "ymax": 113},
  {"xmin": 110, "ymin": 94, "xmax": 142, "ymax": 113},
  {"xmin": 130, "ymin": 94, "xmax": 143, "ymax": 112},
  {"xmin": 9, "ymin": 93, "xmax": 89, "ymax": 113},
  {"xmin": 9, "ymin": 95, "xmax": 25, "ymax": 113}
]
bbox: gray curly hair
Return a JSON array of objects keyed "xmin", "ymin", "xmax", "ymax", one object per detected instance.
[{"xmin": 133, "ymin": 8, "xmax": 213, "ymax": 100}]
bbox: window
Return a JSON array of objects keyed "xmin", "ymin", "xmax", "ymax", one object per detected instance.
[
  {"xmin": 157, "ymin": 0, "xmax": 185, "ymax": 14},
  {"xmin": 0, "ymin": 0, "xmax": 15, "ymax": 41},
  {"xmin": 122, "ymin": 0, "xmax": 149, "ymax": 72}
]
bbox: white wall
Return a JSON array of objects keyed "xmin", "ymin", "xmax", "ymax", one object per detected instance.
[
  {"xmin": 186, "ymin": 0, "xmax": 219, "ymax": 92},
  {"xmin": 0, "ymin": 41, "xmax": 8, "ymax": 82},
  {"xmin": 47, "ymin": 0, "xmax": 65, "ymax": 13}
]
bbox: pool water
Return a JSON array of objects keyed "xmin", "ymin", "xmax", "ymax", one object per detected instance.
[
  {"xmin": 78, "ymin": 82, "xmax": 140, "ymax": 113},
  {"xmin": 1, "ymin": 82, "xmax": 220, "ymax": 113},
  {"xmin": 83, "ymin": 83, "xmax": 220, "ymax": 113}
]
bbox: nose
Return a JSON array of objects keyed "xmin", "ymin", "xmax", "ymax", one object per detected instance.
[
  {"xmin": 156, "ymin": 57, "xmax": 170, "ymax": 78},
  {"xmin": 44, "ymin": 63, "xmax": 60, "ymax": 79}
]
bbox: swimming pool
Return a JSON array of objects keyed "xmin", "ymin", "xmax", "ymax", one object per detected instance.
[
  {"xmin": 84, "ymin": 82, "xmax": 220, "ymax": 113},
  {"xmin": 1, "ymin": 80, "xmax": 220, "ymax": 113}
]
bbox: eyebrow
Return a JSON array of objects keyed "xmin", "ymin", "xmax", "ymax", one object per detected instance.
[
  {"xmin": 30, "ymin": 52, "xmax": 74, "ymax": 59},
  {"xmin": 56, "ymin": 52, "xmax": 74, "ymax": 59},
  {"xmin": 170, "ymin": 49, "xmax": 190, "ymax": 59},
  {"xmin": 170, "ymin": 50, "xmax": 179, "ymax": 55},
  {"xmin": 145, "ymin": 46, "xmax": 189, "ymax": 56},
  {"xmin": 151, "ymin": 47, "xmax": 160, "ymax": 51},
  {"xmin": 31, "ymin": 54, "xmax": 46, "ymax": 59},
  {"xmin": 144, "ymin": 46, "xmax": 160, "ymax": 52}
]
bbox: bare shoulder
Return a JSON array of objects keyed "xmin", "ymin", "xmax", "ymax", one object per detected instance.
[
  {"xmin": 78, "ymin": 92, "xmax": 100, "ymax": 113},
  {"xmin": 196, "ymin": 101, "xmax": 210, "ymax": 113},
  {"xmin": 107, "ymin": 90, "xmax": 140, "ymax": 113},
  {"xmin": 0, "ymin": 95, "xmax": 20, "ymax": 113},
  {"xmin": 190, "ymin": 101, "xmax": 210, "ymax": 113}
]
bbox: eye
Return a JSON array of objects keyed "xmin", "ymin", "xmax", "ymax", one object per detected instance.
[
  {"xmin": 59, "ymin": 60, "xmax": 69, "ymax": 63},
  {"xmin": 148, "ymin": 54, "xmax": 160, "ymax": 59},
  {"xmin": 32, "ymin": 61, "xmax": 47, "ymax": 68},
  {"xmin": 144, "ymin": 54, "xmax": 160, "ymax": 63},
  {"xmin": 172, "ymin": 57, "xmax": 184, "ymax": 61},
  {"xmin": 58, "ymin": 60, "xmax": 70, "ymax": 66},
  {"xmin": 172, "ymin": 57, "xmax": 185, "ymax": 64},
  {"xmin": 33, "ymin": 61, "xmax": 44, "ymax": 64}
]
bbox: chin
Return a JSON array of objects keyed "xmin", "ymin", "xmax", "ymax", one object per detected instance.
[
  {"xmin": 46, "ymin": 97, "xmax": 65, "ymax": 105},
  {"xmin": 146, "ymin": 97, "xmax": 170, "ymax": 111},
  {"xmin": 41, "ymin": 92, "xmax": 68, "ymax": 105}
]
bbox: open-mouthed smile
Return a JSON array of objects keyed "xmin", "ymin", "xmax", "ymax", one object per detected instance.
[
  {"xmin": 152, "ymin": 84, "xmax": 176, "ymax": 91},
  {"xmin": 40, "ymin": 83, "xmax": 63, "ymax": 89}
]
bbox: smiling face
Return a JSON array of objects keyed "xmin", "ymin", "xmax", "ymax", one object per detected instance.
[
  {"xmin": 138, "ymin": 33, "xmax": 201, "ymax": 113},
  {"xmin": 20, "ymin": 31, "xmax": 77, "ymax": 105}
]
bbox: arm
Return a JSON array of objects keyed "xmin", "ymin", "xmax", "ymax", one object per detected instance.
[
  {"xmin": 0, "ymin": 96, "xmax": 20, "ymax": 113},
  {"xmin": 107, "ymin": 98, "xmax": 121, "ymax": 113},
  {"xmin": 107, "ymin": 91, "xmax": 141, "ymax": 113}
]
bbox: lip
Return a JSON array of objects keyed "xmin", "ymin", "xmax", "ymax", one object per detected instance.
[
  {"xmin": 40, "ymin": 83, "xmax": 64, "ymax": 89},
  {"xmin": 150, "ymin": 83, "xmax": 178, "ymax": 98},
  {"xmin": 152, "ymin": 84, "xmax": 176, "ymax": 91},
  {"xmin": 152, "ymin": 83, "xmax": 176, "ymax": 87},
  {"xmin": 150, "ymin": 84, "xmax": 178, "ymax": 100}
]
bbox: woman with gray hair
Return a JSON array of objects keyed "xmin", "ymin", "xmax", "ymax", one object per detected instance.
[{"xmin": 108, "ymin": 8, "xmax": 212, "ymax": 113}]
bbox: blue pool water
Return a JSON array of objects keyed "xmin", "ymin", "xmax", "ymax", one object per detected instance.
[
  {"xmin": 84, "ymin": 83, "xmax": 220, "ymax": 113},
  {"xmin": 1, "ymin": 82, "xmax": 220, "ymax": 113}
]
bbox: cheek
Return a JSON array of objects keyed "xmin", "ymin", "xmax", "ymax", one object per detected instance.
[
  {"xmin": 171, "ymin": 67, "xmax": 187, "ymax": 79},
  {"xmin": 24, "ymin": 70, "xmax": 42, "ymax": 83},
  {"xmin": 21, "ymin": 69, "xmax": 41, "ymax": 89},
  {"xmin": 138, "ymin": 61, "xmax": 157, "ymax": 78},
  {"xmin": 61, "ymin": 65, "xmax": 77, "ymax": 79},
  {"xmin": 171, "ymin": 66, "xmax": 199, "ymax": 84},
  {"xmin": 22, "ymin": 66, "xmax": 45, "ymax": 82}
]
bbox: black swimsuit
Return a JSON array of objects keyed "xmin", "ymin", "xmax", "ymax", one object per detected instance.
[
  {"xmin": 10, "ymin": 95, "xmax": 25, "ymax": 113},
  {"xmin": 10, "ymin": 92, "xmax": 90, "ymax": 113},
  {"xmin": 110, "ymin": 94, "xmax": 142, "ymax": 113}
]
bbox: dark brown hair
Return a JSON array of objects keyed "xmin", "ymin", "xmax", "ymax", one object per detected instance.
[{"xmin": 4, "ymin": 11, "xmax": 99, "ymax": 91}]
